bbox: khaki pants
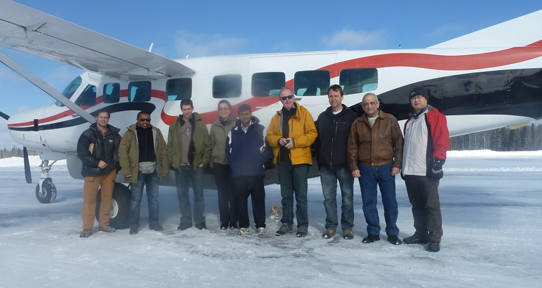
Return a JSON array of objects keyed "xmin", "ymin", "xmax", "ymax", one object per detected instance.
[{"xmin": 81, "ymin": 170, "xmax": 116, "ymax": 230}]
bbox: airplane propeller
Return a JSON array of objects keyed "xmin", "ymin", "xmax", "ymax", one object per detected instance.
[
  {"xmin": 0, "ymin": 111, "xmax": 9, "ymax": 120},
  {"xmin": 23, "ymin": 147, "xmax": 32, "ymax": 183},
  {"xmin": 1, "ymin": 111, "xmax": 32, "ymax": 183}
]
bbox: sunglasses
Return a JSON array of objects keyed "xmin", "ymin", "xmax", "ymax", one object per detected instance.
[
  {"xmin": 138, "ymin": 118, "xmax": 151, "ymax": 122},
  {"xmin": 280, "ymin": 95, "xmax": 294, "ymax": 101}
]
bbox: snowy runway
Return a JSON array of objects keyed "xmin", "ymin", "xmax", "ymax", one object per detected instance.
[{"xmin": 1, "ymin": 151, "xmax": 541, "ymax": 287}]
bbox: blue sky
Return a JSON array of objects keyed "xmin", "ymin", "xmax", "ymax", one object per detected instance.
[{"xmin": 1, "ymin": 0, "xmax": 541, "ymax": 147}]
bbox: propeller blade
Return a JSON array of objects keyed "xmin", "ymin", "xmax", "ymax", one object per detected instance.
[
  {"xmin": 23, "ymin": 147, "xmax": 32, "ymax": 184},
  {"xmin": 0, "ymin": 111, "xmax": 9, "ymax": 120}
]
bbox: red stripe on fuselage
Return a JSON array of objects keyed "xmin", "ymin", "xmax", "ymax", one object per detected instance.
[{"xmin": 9, "ymin": 42, "xmax": 542, "ymax": 128}]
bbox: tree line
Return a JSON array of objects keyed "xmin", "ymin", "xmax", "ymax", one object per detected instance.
[
  {"xmin": 450, "ymin": 123, "xmax": 542, "ymax": 151},
  {"xmin": 0, "ymin": 147, "xmax": 38, "ymax": 159},
  {"xmin": 1, "ymin": 124, "xmax": 540, "ymax": 158}
]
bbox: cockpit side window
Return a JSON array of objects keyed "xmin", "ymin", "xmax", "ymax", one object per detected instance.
[
  {"xmin": 55, "ymin": 76, "xmax": 82, "ymax": 107},
  {"xmin": 75, "ymin": 85, "xmax": 96, "ymax": 106}
]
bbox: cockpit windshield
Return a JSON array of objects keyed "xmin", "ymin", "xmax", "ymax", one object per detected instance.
[{"xmin": 55, "ymin": 76, "xmax": 82, "ymax": 107}]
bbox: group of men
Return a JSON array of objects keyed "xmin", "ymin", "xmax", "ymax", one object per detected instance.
[{"xmin": 75, "ymin": 85, "xmax": 449, "ymax": 253}]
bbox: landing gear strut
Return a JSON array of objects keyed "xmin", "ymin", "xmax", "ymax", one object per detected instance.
[{"xmin": 35, "ymin": 160, "xmax": 57, "ymax": 203}]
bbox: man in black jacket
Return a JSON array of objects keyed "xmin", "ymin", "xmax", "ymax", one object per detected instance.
[
  {"xmin": 77, "ymin": 109, "xmax": 121, "ymax": 238},
  {"xmin": 315, "ymin": 85, "xmax": 357, "ymax": 240}
]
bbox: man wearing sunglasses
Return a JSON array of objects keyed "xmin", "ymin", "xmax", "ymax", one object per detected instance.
[
  {"xmin": 119, "ymin": 111, "xmax": 169, "ymax": 235},
  {"xmin": 267, "ymin": 87, "xmax": 318, "ymax": 237}
]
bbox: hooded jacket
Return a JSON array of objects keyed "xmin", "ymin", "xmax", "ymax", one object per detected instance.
[
  {"xmin": 266, "ymin": 102, "xmax": 318, "ymax": 165},
  {"xmin": 225, "ymin": 116, "xmax": 272, "ymax": 177},
  {"xmin": 77, "ymin": 123, "xmax": 121, "ymax": 177},
  {"xmin": 118, "ymin": 124, "xmax": 169, "ymax": 183},
  {"xmin": 167, "ymin": 112, "xmax": 212, "ymax": 171}
]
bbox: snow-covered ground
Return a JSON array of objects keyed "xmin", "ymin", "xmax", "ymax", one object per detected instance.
[{"xmin": 1, "ymin": 151, "xmax": 541, "ymax": 287}]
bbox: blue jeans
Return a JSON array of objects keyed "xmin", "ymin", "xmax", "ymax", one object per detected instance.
[
  {"xmin": 278, "ymin": 162, "xmax": 309, "ymax": 228},
  {"xmin": 358, "ymin": 163, "xmax": 399, "ymax": 236},
  {"xmin": 130, "ymin": 170, "xmax": 160, "ymax": 227},
  {"xmin": 175, "ymin": 166, "xmax": 205, "ymax": 227},
  {"xmin": 320, "ymin": 166, "xmax": 354, "ymax": 231}
]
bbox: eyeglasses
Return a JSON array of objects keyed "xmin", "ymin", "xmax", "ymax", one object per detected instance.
[
  {"xmin": 411, "ymin": 95, "xmax": 425, "ymax": 101},
  {"xmin": 218, "ymin": 107, "xmax": 230, "ymax": 111},
  {"xmin": 138, "ymin": 119, "xmax": 151, "ymax": 122},
  {"xmin": 280, "ymin": 95, "xmax": 294, "ymax": 101}
]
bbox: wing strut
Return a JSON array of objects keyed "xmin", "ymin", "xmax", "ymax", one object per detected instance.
[{"xmin": 0, "ymin": 50, "xmax": 95, "ymax": 124}]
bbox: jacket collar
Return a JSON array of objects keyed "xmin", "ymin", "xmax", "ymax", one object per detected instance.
[
  {"xmin": 276, "ymin": 101, "xmax": 300, "ymax": 117},
  {"xmin": 325, "ymin": 104, "xmax": 349, "ymax": 117}
]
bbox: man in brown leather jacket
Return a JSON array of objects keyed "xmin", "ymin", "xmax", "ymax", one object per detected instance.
[{"xmin": 347, "ymin": 93, "xmax": 403, "ymax": 245}]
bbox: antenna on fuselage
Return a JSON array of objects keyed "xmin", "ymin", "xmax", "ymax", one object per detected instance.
[
  {"xmin": 186, "ymin": 55, "xmax": 189, "ymax": 59},
  {"xmin": 148, "ymin": 43, "xmax": 154, "ymax": 52}
]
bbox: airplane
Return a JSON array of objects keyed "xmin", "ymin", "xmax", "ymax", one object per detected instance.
[{"xmin": 1, "ymin": 0, "xmax": 542, "ymax": 229}]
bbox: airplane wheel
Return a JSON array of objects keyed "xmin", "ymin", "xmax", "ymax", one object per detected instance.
[
  {"xmin": 35, "ymin": 178, "xmax": 57, "ymax": 204},
  {"xmin": 96, "ymin": 183, "xmax": 131, "ymax": 229}
]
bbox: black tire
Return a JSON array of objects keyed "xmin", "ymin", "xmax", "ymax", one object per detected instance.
[
  {"xmin": 96, "ymin": 183, "xmax": 131, "ymax": 229},
  {"xmin": 35, "ymin": 178, "xmax": 57, "ymax": 204}
]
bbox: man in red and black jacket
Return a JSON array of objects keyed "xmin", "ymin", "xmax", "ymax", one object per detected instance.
[{"xmin": 401, "ymin": 86, "xmax": 450, "ymax": 252}]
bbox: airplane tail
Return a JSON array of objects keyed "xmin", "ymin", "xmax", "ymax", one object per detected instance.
[{"xmin": 429, "ymin": 9, "xmax": 542, "ymax": 49}]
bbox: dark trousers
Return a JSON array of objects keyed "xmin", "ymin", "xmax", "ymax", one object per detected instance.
[
  {"xmin": 175, "ymin": 166, "xmax": 205, "ymax": 226},
  {"xmin": 234, "ymin": 176, "xmax": 266, "ymax": 229},
  {"xmin": 278, "ymin": 162, "xmax": 309, "ymax": 228},
  {"xmin": 213, "ymin": 163, "xmax": 237, "ymax": 226},
  {"xmin": 404, "ymin": 175, "xmax": 443, "ymax": 242}
]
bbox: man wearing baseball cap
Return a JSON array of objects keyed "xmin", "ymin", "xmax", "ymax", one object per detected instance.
[{"xmin": 401, "ymin": 86, "xmax": 450, "ymax": 252}]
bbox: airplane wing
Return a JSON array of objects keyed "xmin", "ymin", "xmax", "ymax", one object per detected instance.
[
  {"xmin": 0, "ymin": 0, "xmax": 195, "ymax": 80},
  {"xmin": 429, "ymin": 9, "xmax": 542, "ymax": 49}
]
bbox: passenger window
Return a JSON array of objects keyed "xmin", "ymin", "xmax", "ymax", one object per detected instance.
[
  {"xmin": 340, "ymin": 68, "xmax": 378, "ymax": 95},
  {"xmin": 294, "ymin": 70, "xmax": 330, "ymax": 96},
  {"xmin": 128, "ymin": 81, "xmax": 151, "ymax": 102},
  {"xmin": 213, "ymin": 74, "xmax": 242, "ymax": 98},
  {"xmin": 75, "ymin": 84, "xmax": 96, "ymax": 106},
  {"xmin": 167, "ymin": 78, "xmax": 192, "ymax": 101},
  {"xmin": 103, "ymin": 83, "xmax": 120, "ymax": 103},
  {"xmin": 252, "ymin": 72, "xmax": 285, "ymax": 97}
]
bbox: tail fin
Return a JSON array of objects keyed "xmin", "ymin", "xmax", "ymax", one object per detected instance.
[{"xmin": 429, "ymin": 9, "xmax": 542, "ymax": 49}]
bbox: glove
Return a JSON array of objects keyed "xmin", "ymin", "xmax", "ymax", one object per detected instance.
[{"xmin": 429, "ymin": 157, "xmax": 445, "ymax": 181}]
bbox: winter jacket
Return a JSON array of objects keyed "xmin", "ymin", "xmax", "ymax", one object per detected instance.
[
  {"xmin": 167, "ymin": 112, "xmax": 212, "ymax": 171},
  {"xmin": 225, "ymin": 116, "xmax": 272, "ymax": 177},
  {"xmin": 402, "ymin": 105, "xmax": 450, "ymax": 177},
  {"xmin": 347, "ymin": 109, "xmax": 403, "ymax": 171},
  {"xmin": 77, "ymin": 123, "xmax": 121, "ymax": 177},
  {"xmin": 210, "ymin": 115, "xmax": 237, "ymax": 166},
  {"xmin": 267, "ymin": 102, "xmax": 318, "ymax": 165},
  {"xmin": 315, "ymin": 104, "xmax": 357, "ymax": 169},
  {"xmin": 118, "ymin": 124, "xmax": 169, "ymax": 184}
]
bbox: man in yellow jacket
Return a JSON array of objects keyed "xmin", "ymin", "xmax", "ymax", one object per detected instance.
[
  {"xmin": 118, "ymin": 111, "xmax": 169, "ymax": 235},
  {"xmin": 267, "ymin": 87, "xmax": 318, "ymax": 237}
]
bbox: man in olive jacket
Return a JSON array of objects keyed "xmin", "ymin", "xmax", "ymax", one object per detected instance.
[
  {"xmin": 167, "ymin": 99, "xmax": 212, "ymax": 231},
  {"xmin": 118, "ymin": 111, "xmax": 169, "ymax": 235}
]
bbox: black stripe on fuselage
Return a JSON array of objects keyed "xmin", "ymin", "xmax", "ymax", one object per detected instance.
[
  {"xmin": 349, "ymin": 68, "xmax": 542, "ymax": 121},
  {"xmin": 8, "ymin": 103, "xmax": 156, "ymax": 132}
]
